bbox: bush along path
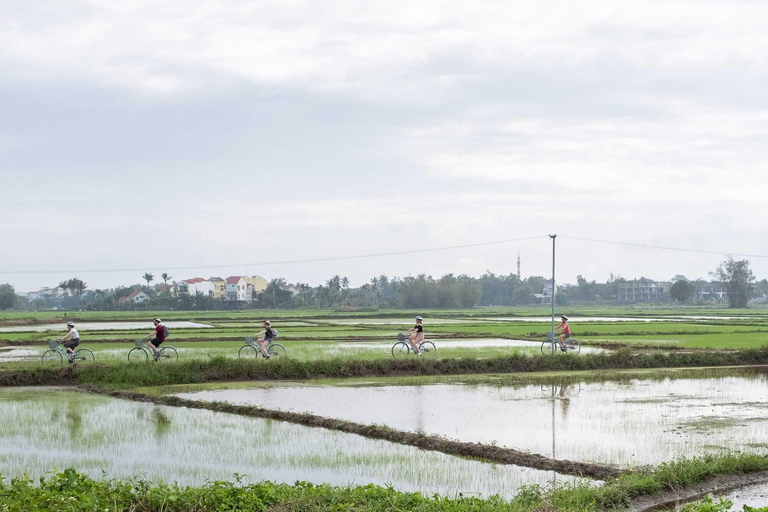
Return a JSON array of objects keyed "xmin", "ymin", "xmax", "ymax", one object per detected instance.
[{"xmin": 2, "ymin": 347, "xmax": 768, "ymax": 388}]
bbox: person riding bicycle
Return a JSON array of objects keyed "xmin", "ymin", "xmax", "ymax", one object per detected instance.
[
  {"xmin": 555, "ymin": 315, "xmax": 571, "ymax": 351},
  {"xmin": 406, "ymin": 316, "xmax": 424, "ymax": 356},
  {"xmin": 253, "ymin": 320, "xmax": 275, "ymax": 358},
  {"xmin": 58, "ymin": 321, "xmax": 80, "ymax": 363},
  {"xmin": 143, "ymin": 318, "xmax": 166, "ymax": 361}
]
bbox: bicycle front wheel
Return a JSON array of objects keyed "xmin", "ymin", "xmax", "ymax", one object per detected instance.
[
  {"xmin": 158, "ymin": 346, "xmax": 178, "ymax": 362},
  {"xmin": 541, "ymin": 341, "xmax": 555, "ymax": 355},
  {"xmin": 566, "ymin": 339, "xmax": 581, "ymax": 355},
  {"xmin": 128, "ymin": 347, "xmax": 148, "ymax": 362},
  {"xmin": 42, "ymin": 350, "xmax": 63, "ymax": 367},
  {"xmin": 418, "ymin": 341, "xmax": 436, "ymax": 357},
  {"xmin": 391, "ymin": 342, "xmax": 410, "ymax": 357},
  {"xmin": 74, "ymin": 348, "xmax": 95, "ymax": 364},
  {"xmin": 238, "ymin": 345, "xmax": 257, "ymax": 359},
  {"xmin": 267, "ymin": 344, "xmax": 286, "ymax": 358}
]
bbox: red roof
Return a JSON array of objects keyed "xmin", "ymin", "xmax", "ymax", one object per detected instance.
[
  {"xmin": 127, "ymin": 290, "xmax": 142, "ymax": 299},
  {"xmin": 226, "ymin": 276, "xmax": 243, "ymax": 284}
]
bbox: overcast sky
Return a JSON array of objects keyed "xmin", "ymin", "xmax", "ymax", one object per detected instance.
[{"xmin": 2, "ymin": 0, "xmax": 768, "ymax": 292}]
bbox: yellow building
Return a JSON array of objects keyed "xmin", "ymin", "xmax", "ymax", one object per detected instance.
[
  {"xmin": 244, "ymin": 276, "xmax": 268, "ymax": 293},
  {"xmin": 209, "ymin": 277, "xmax": 227, "ymax": 299}
]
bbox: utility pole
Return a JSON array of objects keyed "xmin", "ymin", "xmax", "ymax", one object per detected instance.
[{"xmin": 549, "ymin": 234, "xmax": 557, "ymax": 355}]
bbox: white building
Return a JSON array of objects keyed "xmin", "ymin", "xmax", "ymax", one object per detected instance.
[
  {"xmin": 119, "ymin": 290, "xmax": 149, "ymax": 304},
  {"xmin": 225, "ymin": 276, "xmax": 249, "ymax": 302}
]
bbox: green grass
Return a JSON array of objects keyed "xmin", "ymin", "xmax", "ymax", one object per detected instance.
[
  {"xmin": 3, "ymin": 348, "xmax": 768, "ymax": 388},
  {"xmin": 3, "ymin": 453, "xmax": 768, "ymax": 511}
]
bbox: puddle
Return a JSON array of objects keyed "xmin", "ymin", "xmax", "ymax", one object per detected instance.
[
  {"xmin": 174, "ymin": 369, "xmax": 768, "ymax": 469},
  {"xmin": 0, "ymin": 321, "xmax": 213, "ymax": 333},
  {"xmin": 716, "ymin": 482, "xmax": 768, "ymax": 508},
  {"xmin": 0, "ymin": 387, "xmax": 586, "ymax": 497}
]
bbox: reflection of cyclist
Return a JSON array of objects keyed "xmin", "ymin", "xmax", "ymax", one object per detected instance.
[
  {"xmin": 406, "ymin": 316, "xmax": 424, "ymax": 356},
  {"xmin": 59, "ymin": 321, "xmax": 80, "ymax": 363},
  {"xmin": 253, "ymin": 320, "xmax": 274, "ymax": 358},
  {"xmin": 555, "ymin": 315, "xmax": 571, "ymax": 351},
  {"xmin": 144, "ymin": 318, "xmax": 166, "ymax": 361}
]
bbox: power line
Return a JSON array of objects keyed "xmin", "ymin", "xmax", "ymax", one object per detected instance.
[
  {"xmin": 560, "ymin": 235, "xmax": 768, "ymax": 259},
  {"xmin": 0, "ymin": 235, "xmax": 548, "ymax": 275}
]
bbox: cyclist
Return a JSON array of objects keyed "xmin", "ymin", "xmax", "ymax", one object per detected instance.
[
  {"xmin": 406, "ymin": 316, "xmax": 424, "ymax": 356},
  {"xmin": 555, "ymin": 315, "xmax": 571, "ymax": 351},
  {"xmin": 253, "ymin": 320, "xmax": 275, "ymax": 358},
  {"xmin": 58, "ymin": 321, "xmax": 80, "ymax": 363},
  {"xmin": 143, "ymin": 318, "xmax": 166, "ymax": 361}
]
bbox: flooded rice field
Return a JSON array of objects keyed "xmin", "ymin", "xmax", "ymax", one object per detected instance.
[
  {"xmin": 718, "ymin": 482, "xmax": 768, "ymax": 508},
  {"xmin": 173, "ymin": 368, "xmax": 768, "ymax": 469},
  {"xmin": 0, "ymin": 387, "xmax": 586, "ymax": 497},
  {"xmin": 0, "ymin": 321, "xmax": 213, "ymax": 333},
  {"xmin": 342, "ymin": 338, "xmax": 603, "ymax": 353}
]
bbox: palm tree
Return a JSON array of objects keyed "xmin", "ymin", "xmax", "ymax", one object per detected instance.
[
  {"xmin": 142, "ymin": 273, "xmax": 154, "ymax": 286},
  {"xmin": 161, "ymin": 273, "xmax": 172, "ymax": 285},
  {"xmin": 341, "ymin": 277, "xmax": 350, "ymax": 290}
]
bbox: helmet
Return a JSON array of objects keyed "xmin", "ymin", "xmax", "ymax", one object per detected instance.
[
  {"xmin": 561, "ymin": 315, "xmax": 569, "ymax": 320},
  {"xmin": 415, "ymin": 316, "xmax": 423, "ymax": 321},
  {"xmin": 153, "ymin": 318, "xmax": 161, "ymax": 323},
  {"xmin": 66, "ymin": 321, "xmax": 75, "ymax": 327}
]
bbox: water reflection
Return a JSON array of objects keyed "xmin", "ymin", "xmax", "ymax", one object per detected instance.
[
  {"xmin": 0, "ymin": 388, "xmax": 587, "ymax": 498},
  {"xmin": 175, "ymin": 368, "xmax": 768, "ymax": 468}
]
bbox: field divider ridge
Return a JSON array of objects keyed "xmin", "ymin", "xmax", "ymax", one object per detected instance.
[{"xmin": 78, "ymin": 383, "xmax": 624, "ymax": 480}]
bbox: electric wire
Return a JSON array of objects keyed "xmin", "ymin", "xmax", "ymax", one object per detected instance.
[{"xmin": 0, "ymin": 235, "xmax": 548, "ymax": 275}]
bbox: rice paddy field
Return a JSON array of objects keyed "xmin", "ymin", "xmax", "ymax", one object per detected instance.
[{"xmin": 1, "ymin": 306, "xmax": 768, "ymax": 510}]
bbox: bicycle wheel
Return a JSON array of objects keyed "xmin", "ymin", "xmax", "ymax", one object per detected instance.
[
  {"xmin": 74, "ymin": 348, "xmax": 95, "ymax": 364},
  {"xmin": 158, "ymin": 346, "xmax": 178, "ymax": 362},
  {"xmin": 391, "ymin": 342, "xmax": 410, "ymax": 357},
  {"xmin": 418, "ymin": 341, "xmax": 436, "ymax": 357},
  {"xmin": 541, "ymin": 341, "xmax": 555, "ymax": 355},
  {"xmin": 267, "ymin": 344, "xmax": 286, "ymax": 358},
  {"xmin": 42, "ymin": 350, "xmax": 63, "ymax": 367},
  {"xmin": 128, "ymin": 347, "xmax": 148, "ymax": 362},
  {"xmin": 238, "ymin": 345, "xmax": 258, "ymax": 359},
  {"xmin": 566, "ymin": 339, "xmax": 581, "ymax": 355}
]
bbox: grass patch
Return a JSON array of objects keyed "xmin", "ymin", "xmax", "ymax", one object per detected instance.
[
  {"xmin": 2, "ymin": 347, "xmax": 768, "ymax": 388},
  {"xmin": 3, "ymin": 454, "xmax": 768, "ymax": 511}
]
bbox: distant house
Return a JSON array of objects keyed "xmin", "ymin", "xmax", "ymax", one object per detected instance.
[
  {"xmin": 177, "ymin": 277, "xmax": 208, "ymax": 296},
  {"xmin": 698, "ymin": 283, "xmax": 727, "ymax": 302},
  {"xmin": 118, "ymin": 290, "xmax": 149, "ymax": 304},
  {"xmin": 618, "ymin": 280, "xmax": 670, "ymax": 302},
  {"xmin": 225, "ymin": 276, "xmax": 249, "ymax": 303},
  {"xmin": 536, "ymin": 282, "xmax": 554, "ymax": 305},
  {"xmin": 209, "ymin": 277, "xmax": 226, "ymax": 299},
  {"xmin": 27, "ymin": 291, "xmax": 39, "ymax": 301},
  {"xmin": 282, "ymin": 284, "xmax": 297, "ymax": 296},
  {"xmin": 244, "ymin": 276, "xmax": 268, "ymax": 293}
]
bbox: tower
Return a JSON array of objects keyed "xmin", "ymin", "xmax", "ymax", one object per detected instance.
[{"xmin": 517, "ymin": 251, "xmax": 521, "ymax": 279}]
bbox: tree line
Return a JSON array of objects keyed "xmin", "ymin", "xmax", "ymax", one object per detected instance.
[{"xmin": 4, "ymin": 257, "xmax": 767, "ymax": 311}]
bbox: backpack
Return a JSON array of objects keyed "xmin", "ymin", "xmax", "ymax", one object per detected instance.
[
  {"xmin": 163, "ymin": 325, "xmax": 170, "ymax": 338},
  {"xmin": 271, "ymin": 329, "xmax": 278, "ymax": 339}
]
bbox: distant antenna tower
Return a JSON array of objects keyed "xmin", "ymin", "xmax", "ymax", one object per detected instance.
[{"xmin": 517, "ymin": 251, "xmax": 521, "ymax": 279}]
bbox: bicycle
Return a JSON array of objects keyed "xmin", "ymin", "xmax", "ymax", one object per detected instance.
[
  {"xmin": 391, "ymin": 333, "xmax": 436, "ymax": 357},
  {"xmin": 128, "ymin": 339, "xmax": 179, "ymax": 362},
  {"xmin": 41, "ymin": 340, "xmax": 95, "ymax": 367},
  {"xmin": 541, "ymin": 332, "xmax": 581, "ymax": 355},
  {"xmin": 238, "ymin": 336, "xmax": 286, "ymax": 359}
]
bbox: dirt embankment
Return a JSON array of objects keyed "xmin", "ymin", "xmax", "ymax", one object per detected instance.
[{"xmin": 82, "ymin": 385, "xmax": 624, "ymax": 481}]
